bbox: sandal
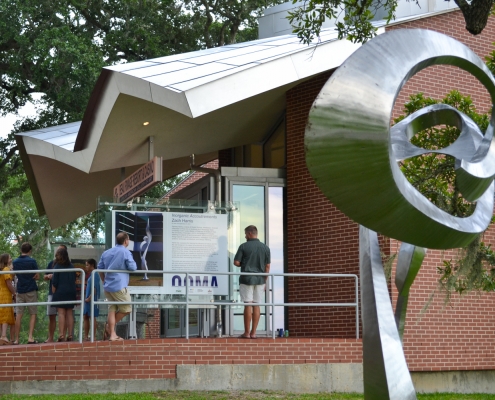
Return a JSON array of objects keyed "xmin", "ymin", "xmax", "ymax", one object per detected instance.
[
  {"xmin": 57, "ymin": 336, "xmax": 65, "ymax": 342},
  {"xmin": 66, "ymin": 336, "xmax": 73, "ymax": 342}
]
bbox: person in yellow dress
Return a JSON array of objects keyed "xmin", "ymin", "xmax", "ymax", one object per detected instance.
[{"xmin": 0, "ymin": 253, "xmax": 15, "ymax": 345}]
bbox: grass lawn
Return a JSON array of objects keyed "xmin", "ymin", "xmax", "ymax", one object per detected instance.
[{"xmin": 1, "ymin": 392, "xmax": 495, "ymax": 399}]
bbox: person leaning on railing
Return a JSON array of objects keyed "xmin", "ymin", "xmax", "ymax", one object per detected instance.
[
  {"xmin": 234, "ymin": 225, "xmax": 271, "ymax": 340},
  {"xmin": 43, "ymin": 244, "xmax": 68, "ymax": 343},
  {"xmin": 51, "ymin": 247, "xmax": 77, "ymax": 342},
  {"xmin": 97, "ymin": 232, "xmax": 137, "ymax": 342}
]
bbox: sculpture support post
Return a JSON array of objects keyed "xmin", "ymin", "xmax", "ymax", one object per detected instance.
[
  {"xmin": 360, "ymin": 226, "xmax": 417, "ymax": 400},
  {"xmin": 395, "ymin": 243, "xmax": 426, "ymax": 340}
]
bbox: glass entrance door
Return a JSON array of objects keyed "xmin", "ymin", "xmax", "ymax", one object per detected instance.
[
  {"xmin": 232, "ymin": 184, "xmax": 267, "ymax": 333},
  {"xmin": 224, "ymin": 168, "xmax": 286, "ymax": 337}
]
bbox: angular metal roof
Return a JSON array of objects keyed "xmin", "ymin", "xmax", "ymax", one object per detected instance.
[
  {"xmin": 16, "ymin": 26, "xmax": 378, "ymax": 228},
  {"xmin": 16, "ymin": 26, "xmax": 372, "ymax": 227}
]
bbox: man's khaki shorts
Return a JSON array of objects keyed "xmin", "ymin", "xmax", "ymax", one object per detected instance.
[
  {"xmin": 104, "ymin": 288, "xmax": 131, "ymax": 314},
  {"xmin": 239, "ymin": 284, "xmax": 265, "ymax": 303},
  {"xmin": 16, "ymin": 291, "xmax": 38, "ymax": 315}
]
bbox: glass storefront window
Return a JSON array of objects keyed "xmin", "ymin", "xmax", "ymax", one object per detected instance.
[{"xmin": 264, "ymin": 122, "xmax": 285, "ymax": 168}]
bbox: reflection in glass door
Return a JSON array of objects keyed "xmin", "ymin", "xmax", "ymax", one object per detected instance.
[{"xmin": 268, "ymin": 187, "xmax": 284, "ymax": 332}]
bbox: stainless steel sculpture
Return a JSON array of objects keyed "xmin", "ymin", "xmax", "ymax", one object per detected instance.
[
  {"xmin": 360, "ymin": 227, "xmax": 417, "ymax": 399},
  {"xmin": 305, "ymin": 29, "xmax": 495, "ymax": 399},
  {"xmin": 306, "ymin": 29, "xmax": 495, "ymax": 250}
]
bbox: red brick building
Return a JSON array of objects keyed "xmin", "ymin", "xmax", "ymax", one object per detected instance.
[
  {"xmin": 162, "ymin": 8, "xmax": 495, "ymax": 372},
  {"xmin": 9, "ymin": 5, "xmax": 495, "ymax": 395}
]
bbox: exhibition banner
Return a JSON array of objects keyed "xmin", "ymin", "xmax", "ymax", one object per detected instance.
[
  {"xmin": 164, "ymin": 212, "xmax": 228, "ymax": 295},
  {"xmin": 113, "ymin": 210, "xmax": 228, "ymax": 295}
]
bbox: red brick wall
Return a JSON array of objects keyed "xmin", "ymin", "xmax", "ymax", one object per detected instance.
[
  {"xmin": 286, "ymin": 71, "xmax": 361, "ymax": 338},
  {"xmin": 0, "ymin": 339, "xmax": 361, "ymax": 381},
  {"xmin": 164, "ymin": 160, "xmax": 219, "ymax": 199},
  {"xmin": 146, "ymin": 309, "xmax": 161, "ymax": 339},
  {"xmin": 389, "ymin": 10, "xmax": 494, "ymax": 116}
]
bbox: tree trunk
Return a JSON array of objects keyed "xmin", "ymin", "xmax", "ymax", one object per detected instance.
[{"xmin": 453, "ymin": 0, "xmax": 493, "ymax": 35}]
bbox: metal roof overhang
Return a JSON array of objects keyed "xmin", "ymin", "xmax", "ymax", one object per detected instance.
[{"xmin": 16, "ymin": 29, "xmax": 378, "ymax": 228}]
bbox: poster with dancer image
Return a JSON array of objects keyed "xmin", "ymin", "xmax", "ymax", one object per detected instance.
[
  {"xmin": 113, "ymin": 211, "xmax": 165, "ymax": 293},
  {"xmin": 112, "ymin": 211, "xmax": 228, "ymax": 295}
]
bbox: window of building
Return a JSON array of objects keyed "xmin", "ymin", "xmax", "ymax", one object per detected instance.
[{"xmin": 234, "ymin": 116, "xmax": 285, "ymax": 169}]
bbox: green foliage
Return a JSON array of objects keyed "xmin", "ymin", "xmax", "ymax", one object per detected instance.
[
  {"xmin": 397, "ymin": 91, "xmax": 489, "ymax": 218},
  {"xmin": 0, "ymin": 0, "xmax": 283, "ymax": 123},
  {"xmin": 288, "ymin": 0, "xmax": 495, "ymax": 45},
  {"xmin": 397, "ymin": 91, "xmax": 495, "ymax": 297},
  {"xmin": 0, "ymin": 0, "xmax": 279, "ymax": 243},
  {"xmin": 438, "ymin": 236, "xmax": 495, "ymax": 299},
  {"xmin": 288, "ymin": 0, "xmax": 402, "ymax": 44},
  {"xmin": 143, "ymin": 171, "xmax": 191, "ymax": 200},
  {"xmin": 183, "ymin": 0, "xmax": 281, "ymax": 48},
  {"xmin": 288, "ymin": 0, "xmax": 399, "ymax": 44}
]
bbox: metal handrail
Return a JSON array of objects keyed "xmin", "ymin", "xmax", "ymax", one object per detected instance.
[
  {"xmin": 89, "ymin": 269, "xmax": 359, "ymax": 342},
  {"xmin": 0, "ymin": 268, "xmax": 86, "ymax": 343}
]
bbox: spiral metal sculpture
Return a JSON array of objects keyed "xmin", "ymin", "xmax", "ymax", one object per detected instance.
[{"xmin": 305, "ymin": 29, "xmax": 495, "ymax": 399}]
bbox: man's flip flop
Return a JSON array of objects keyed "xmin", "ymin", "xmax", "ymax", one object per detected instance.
[
  {"xmin": 108, "ymin": 336, "xmax": 124, "ymax": 342},
  {"xmin": 238, "ymin": 335, "xmax": 250, "ymax": 339}
]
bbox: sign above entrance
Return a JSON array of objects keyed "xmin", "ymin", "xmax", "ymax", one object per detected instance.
[{"xmin": 114, "ymin": 156, "xmax": 163, "ymax": 202}]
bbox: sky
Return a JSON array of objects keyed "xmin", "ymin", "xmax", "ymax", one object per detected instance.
[{"xmin": 0, "ymin": 97, "xmax": 39, "ymax": 139}]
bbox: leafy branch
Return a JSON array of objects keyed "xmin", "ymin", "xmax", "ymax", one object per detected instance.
[{"xmin": 397, "ymin": 91, "xmax": 495, "ymax": 298}]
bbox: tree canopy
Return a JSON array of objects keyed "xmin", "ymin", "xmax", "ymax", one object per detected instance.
[
  {"xmin": 288, "ymin": 0, "xmax": 495, "ymax": 44},
  {"xmin": 0, "ymin": 0, "xmax": 280, "ymax": 257},
  {"xmin": 0, "ymin": 0, "xmax": 279, "ymax": 130}
]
